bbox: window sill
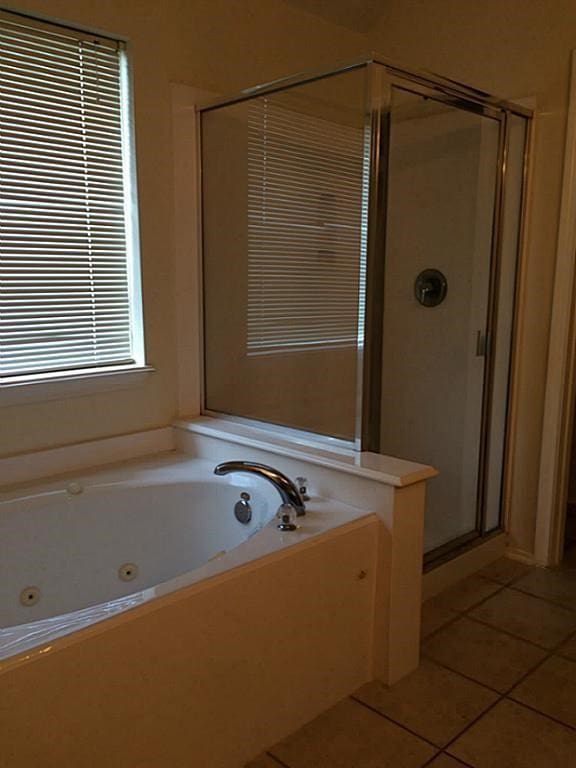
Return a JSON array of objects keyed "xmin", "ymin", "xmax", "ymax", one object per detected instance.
[{"xmin": 0, "ymin": 365, "xmax": 156, "ymax": 406}]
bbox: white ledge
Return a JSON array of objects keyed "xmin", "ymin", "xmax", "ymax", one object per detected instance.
[
  {"xmin": 174, "ymin": 416, "xmax": 438, "ymax": 488},
  {"xmin": 0, "ymin": 427, "xmax": 175, "ymax": 488},
  {"xmin": 0, "ymin": 365, "xmax": 155, "ymax": 406}
]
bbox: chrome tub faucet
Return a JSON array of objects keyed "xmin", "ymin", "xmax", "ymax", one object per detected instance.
[{"xmin": 213, "ymin": 461, "xmax": 306, "ymax": 516}]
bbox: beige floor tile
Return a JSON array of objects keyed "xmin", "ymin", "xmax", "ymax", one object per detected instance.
[
  {"xmin": 469, "ymin": 587, "xmax": 576, "ymax": 649},
  {"xmin": 512, "ymin": 566, "xmax": 576, "ymax": 610},
  {"xmin": 245, "ymin": 755, "xmax": 283, "ymax": 768},
  {"xmin": 510, "ymin": 655, "xmax": 576, "ymax": 729},
  {"xmin": 422, "ymin": 616, "xmax": 547, "ymax": 693},
  {"xmin": 479, "ymin": 557, "xmax": 532, "ymax": 585},
  {"xmin": 448, "ymin": 699, "xmax": 576, "ymax": 767},
  {"xmin": 353, "ymin": 659, "xmax": 498, "ymax": 747},
  {"xmin": 427, "ymin": 575, "xmax": 502, "ymax": 613},
  {"xmin": 426, "ymin": 756, "xmax": 468, "ymax": 767},
  {"xmin": 421, "ymin": 596, "xmax": 459, "ymax": 638},
  {"xmin": 269, "ymin": 697, "xmax": 435, "ymax": 768},
  {"xmin": 558, "ymin": 632, "xmax": 576, "ymax": 660}
]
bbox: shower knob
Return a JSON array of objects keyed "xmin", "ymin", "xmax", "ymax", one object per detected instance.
[{"xmin": 415, "ymin": 269, "xmax": 448, "ymax": 307}]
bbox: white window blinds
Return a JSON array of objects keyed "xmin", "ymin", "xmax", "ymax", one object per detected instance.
[
  {"xmin": 247, "ymin": 98, "xmax": 366, "ymax": 355},
  {"xmin": 0, "ymin": 12, "xmax": 140, "ymax": 380}
]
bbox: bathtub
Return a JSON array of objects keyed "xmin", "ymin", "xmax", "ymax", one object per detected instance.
[
  {"xmin": 0, "ymin": 428, "xmax": 433, "ymax": 768},
  {"xmin": 0, "ymin": 453, "xmax": 368, "ymax": 658},
  {"xmin": 1, "ymin": 457, "xmax": 279, "ymax": 644},
  {"xmin": 0, "ymin": 454, "xmax": 376, "ymax": 768}
]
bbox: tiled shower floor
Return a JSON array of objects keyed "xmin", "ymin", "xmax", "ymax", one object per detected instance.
[{"xmin": 246, "ymin": 556, "xmax": 576, "ymax": 767}]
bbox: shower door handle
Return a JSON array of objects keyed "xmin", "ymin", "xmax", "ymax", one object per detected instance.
[{"xmin": 476, "ymin": 330, "xmax": 489, "ymax": 357}]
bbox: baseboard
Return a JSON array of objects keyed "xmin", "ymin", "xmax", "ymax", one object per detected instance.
[{"xmin": 505, "ymin": 546, "xmax": 540, "ymax": 566}]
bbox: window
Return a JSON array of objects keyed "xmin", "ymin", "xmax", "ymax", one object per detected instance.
[
  {"xmin": 0, "ymin": 11, "xmax": 144, "ymax": 385},
  {"xmin": 246, "ymin": 97, "xmax": 366, "ymax": 355}
]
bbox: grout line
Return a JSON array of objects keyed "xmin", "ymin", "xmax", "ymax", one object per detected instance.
[
  {"xmin": 441, "ymin": 694, "xmax": 504, "ymax": 754},
  {"xmin": 464, "ymin": 594, "xmax": 576, "ymax": 655},
  {"xmin": 265, "ymin": 751, "xmax": 291, "ymax": 768},
  {"xmin": 418, "ymin": 749, "xmax": 443, "ymax": 767},
  {"xmin": 554, "ymin": 624, "xmax": 576, "ymax": 650},
  {"xmin": 434, "ymin": 583, "xmax": 506, "ymax": 618},
  {"xmin": 418, "ymin": 653, "xmax": 506, "ymax": 696},
  {"xmin": 548, "ymin": 627, "xmax": 576, "ymax": 654},
  {"xmin": 496, "ymin": 620, "xmax": 576, "ymax": 697},
  {"xmin": 461, "ymin": 613, "xmax": 558, "ymax": 651},
  {"xmin": 436, "ymin": 752, "xmax": 475, "ymax": 768},
  {"xmin": 507, "ymin": 583, "xmax": 576, "ymax": 614},
  {"xmin": 556, "ymin": 648, "xmax": 576, "ymax": 662},
  {"xmin": 350, "ymin": 695, "xmax": 442, "ymax": 750},
  {"xmin": 448, "ymin": 580, "xmax": 508, "ymax": 612},
  {"xmin": 498, "ymin": 653, "xmax": 552, "ymax": 697},
  {"xmin": 421, "ymin": 624, "xmax": 563, "ymax": 701},
  {"xmin": 480, "ymin": 570, "xmax": 531, "ymax": 588},
  {"xmin": 502, "ymin": 696, "xmax": 576, "ymax": 734},
  {"xmin": 421, "ymin": 582, "xmax": 508, "ymax": 642},
  {"xmin": 421, "ymin": 610, "xmax": 462, "ymax": 642}
]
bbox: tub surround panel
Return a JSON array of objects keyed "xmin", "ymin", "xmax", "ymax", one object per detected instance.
[
  {"xmin": 0, "ymin": 591, "xmax": 151, "ymax": 664},
  {"xmin": 176, "ymin": 420, "xmax": 432, "ymax": 683},
  {"xmin": 0, "ymin": 519, "xmax": 378, "ymax": 768},
  {"xmin": 387, "ymin": 483, "xmax": 426, "ymax": 683}
]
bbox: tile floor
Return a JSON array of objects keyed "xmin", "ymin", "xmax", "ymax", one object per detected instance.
[{"xmin": 246, "ymin": 554, "xmax": 576, "ymax": 767}]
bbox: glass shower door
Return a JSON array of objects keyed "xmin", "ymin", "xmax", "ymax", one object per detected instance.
[{"xmin": 379, "ymin": 86, "xmax": 502, "ymax": 554}]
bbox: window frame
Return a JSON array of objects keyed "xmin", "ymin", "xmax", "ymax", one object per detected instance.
[{"xmin": 0, "ymin": 9, "xmax": 149, "ymax": 398}]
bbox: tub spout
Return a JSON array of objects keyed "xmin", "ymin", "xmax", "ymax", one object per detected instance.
[{"xmin": 213, "ymin": 461, "xmax": 306, "ymax": 516}]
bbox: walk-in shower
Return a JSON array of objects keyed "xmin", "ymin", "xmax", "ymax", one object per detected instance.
[{"xmin": 198, "ymin": 56, "xmax": 531, "ymax": 562}]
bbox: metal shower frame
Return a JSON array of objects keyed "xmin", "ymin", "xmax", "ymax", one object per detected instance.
[{"xmin": 197, "ymin": 54, "xmax": 533, "ymax": 559}]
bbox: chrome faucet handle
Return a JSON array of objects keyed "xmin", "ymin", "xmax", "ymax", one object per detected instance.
[
  {"xmin": 277, "ymin": 503, "xmax": 297, "ymax": 531},
  {"xmin": 295, "ymin": 476, "xmax": 310, "ymax": 502}
]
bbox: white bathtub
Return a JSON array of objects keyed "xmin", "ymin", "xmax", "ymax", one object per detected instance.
[
  {"xmin": 0, "ymin": 430, "xmax": 432, "ymax": 768},
  {"xmin": 0, "ymin": 459, "xmax": 277, "ymax": 626},
  {"xmin": 0, "ymin": 453, "xmax": 371, "ymax": 662}
]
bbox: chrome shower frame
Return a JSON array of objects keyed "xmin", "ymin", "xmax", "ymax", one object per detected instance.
[{"xmin": 197, "ymin": 54, "xmax": 533, "ymax": 561}]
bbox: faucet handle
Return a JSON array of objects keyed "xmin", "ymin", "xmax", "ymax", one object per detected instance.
[
  {"xmin": 295, "ymin": 477, "xmax": 310, "ymax": 502},
  {"xmin": 277, "ymin": 503, "xmax": 297, "ymax": 531}
]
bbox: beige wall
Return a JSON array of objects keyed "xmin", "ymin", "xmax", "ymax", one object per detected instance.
[{"xmin": 2, "ymin": 0, "xmax": 574, "ymax": 558}]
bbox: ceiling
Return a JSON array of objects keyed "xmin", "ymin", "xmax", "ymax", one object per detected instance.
[{"xmin": 281, "ymin": 0, "xmax": 385, "ymax": 33}]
